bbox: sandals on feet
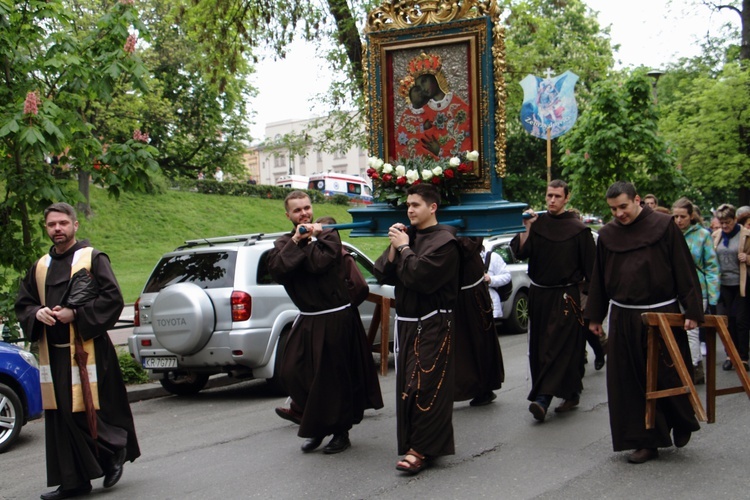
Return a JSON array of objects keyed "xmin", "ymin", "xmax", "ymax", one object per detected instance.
[{"xmin": 396, "ymin": 450, "xmax": 428, "ymax": 475}]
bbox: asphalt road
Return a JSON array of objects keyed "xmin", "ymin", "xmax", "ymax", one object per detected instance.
[{"xmin": 3, "ymin": 333, "xmax": 750, "ymax": 500}]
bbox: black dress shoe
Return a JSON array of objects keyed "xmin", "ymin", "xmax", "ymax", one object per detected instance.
[
  {"xmin": 673, "ymin": 428, "xmax": 691, "ymax": 448},
  {"xmin": 722, "ymin": 359, "xmax": 733, "ymax": 371},
  {"xmin": 594, "ymin": 356, "xmax": 605, "ymax": 371},
  {"xmin": 469, "ymin": 391, "xmax": 497, "ymax": 407},
  {"xmin": 40, "ymin": 483, "xmax": 92, "ymax": 500},
  {"xmin": 627, "ymin": 448, "xmax": 658, "ymax": 464},
  {"xmin": 323, "ymin": 432, "xmax": 351, "ymax": 454},
  {"xmin": 103, "ymin": 447, "xmax": 127, "ymax": 488},
  {"xmin": 300, "ymin": 436, "xmax": 324, "ymax": 453}
]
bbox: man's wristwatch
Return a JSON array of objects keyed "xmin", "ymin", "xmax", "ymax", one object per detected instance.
[{"xmin": 397, "ymin": 244, "xmax": 409, "ymax": 253}]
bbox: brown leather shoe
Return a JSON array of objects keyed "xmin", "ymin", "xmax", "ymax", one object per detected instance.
[
  {"xmin": 528, "ymin": 401, "xmax": 547, "ymax": 422},
  {"xmin": 275, "ymin": 406, "xmax": 302, "ymax": 425},
  {"xmin": 554, "ymin": 397, "xmax": 580, "ymax": 413},
  {"xmin": 627, "ymin": 448, "xmax": 658, "ymax": 464}
]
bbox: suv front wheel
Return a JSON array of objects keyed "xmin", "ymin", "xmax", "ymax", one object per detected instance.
[
  {"xmin": 504, "ymin": 289, "xmax": 529, "ymax": 334},
  {"xmin": 159, "ymin": 371, "xmax": 210, "ymax": 396}
]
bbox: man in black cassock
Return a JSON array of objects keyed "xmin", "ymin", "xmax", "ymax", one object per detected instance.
[
  {"xmin": 511, "ymin": 180, "xmax": 596, "ymax": 422},
  {"xmin": 586, "ymin": 181, "xmax": 704, "ymax": 464},
  {"xmin": 15, "ymin": 203, "xmax": 139, "ymax": 500},
  {"xmin": 374, "ymin": 183, "xmax": 460, "ymax": 475},
  {"xmin": 453, "ymin": 236, "xmax": 504, "ymax": 406},
  {"xmin": 268, "ymin": 191, "xmax": 383, "ymax": 454}
]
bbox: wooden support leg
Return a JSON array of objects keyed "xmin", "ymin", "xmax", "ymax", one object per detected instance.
[
  {"xmin": 655, "ymin": 314, "xmax": 707, "ymax": 423},
  {"xmin": 366, "ymin": 301, "xmax": 382, "ymax": 347},
  {"xmin": 705, "ymin": 325, "xmax": 717, "ymax": 424},
  {"xmin": 645, "ymin": 325, "xmax": 659, "ymax": 429},
  {"xmin": 642, "ymin": 312, "xmax": 707, "ymax": 428},
  {"xmin": 379, "ymin": 297, "xmax": 391, "ymax": 377},
  {"xmin": 713, "ymin": 315, "xmax": 750, "ymax": 397}
]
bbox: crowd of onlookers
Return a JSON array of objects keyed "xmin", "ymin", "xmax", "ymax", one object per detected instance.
[{"xmin": 642, "ymin": 194, "xmax": 750, "ymax": 378}]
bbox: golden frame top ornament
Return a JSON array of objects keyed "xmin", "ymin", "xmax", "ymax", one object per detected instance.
[{"xmin": 367, "ymin": 0, "xmax": 496, "ymax": 32}]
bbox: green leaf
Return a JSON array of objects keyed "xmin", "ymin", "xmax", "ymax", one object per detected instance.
[{"xmin": 0, "ymin": 119, "xmax": 20, "ymax": 137}]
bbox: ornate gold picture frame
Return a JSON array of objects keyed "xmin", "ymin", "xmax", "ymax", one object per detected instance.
[{"xmin": 364, "ymin": 0, "xmax": 506, "ymax": 196}]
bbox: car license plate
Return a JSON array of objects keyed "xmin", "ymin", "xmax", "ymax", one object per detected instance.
[{"xmin": 143, "ymin": 357, "xmax": 178, "ymax": 369}]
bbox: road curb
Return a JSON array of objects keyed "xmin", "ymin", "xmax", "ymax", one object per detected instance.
[
  {"xmin": 126, "ymin": 374, "xmax": 241, "ymax": 403},
  {"xmin": 127, "ymin": 382, "xmax": 169, "ymax": 403}
]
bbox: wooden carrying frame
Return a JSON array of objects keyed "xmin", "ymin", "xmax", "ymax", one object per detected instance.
[
  {"xmin": 641, "ymin": 312, "xmax": 750, "ymax": 428},
  {"xmin": 365, "ymin": 292, "xmax": 395, "ymax": 376}
]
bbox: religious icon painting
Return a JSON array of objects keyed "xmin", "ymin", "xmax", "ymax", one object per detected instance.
[{"xmin": 364, "ymin": 0, "xmax": 507, "ymax": 192}]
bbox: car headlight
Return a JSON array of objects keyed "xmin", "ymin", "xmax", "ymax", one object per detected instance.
[{"xmin": 18, "ymin": 349, "xmax": 39, "ymax": 369}]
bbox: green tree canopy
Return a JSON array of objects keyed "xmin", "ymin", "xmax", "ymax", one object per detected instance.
[
  {"xmin": 660, "ymin": 62, "xmax": 750, "ymax": 207},
  {"xmin": 559, "ymin": 71, "xmax": 688, "ymax": 216},
  {"xmin": 0, "ymin": 0, "xmax": 160, "ymax": 325}
]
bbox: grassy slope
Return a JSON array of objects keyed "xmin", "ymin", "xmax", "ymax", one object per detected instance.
[{"xmin": 78, "ymin": 188, "xmax": 389, "ymax": 302}]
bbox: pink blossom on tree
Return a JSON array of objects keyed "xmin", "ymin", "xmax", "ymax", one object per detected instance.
[
  {"xmin": 124, "ymin": 34, "xmax": 137, "ymax": 54},
  {"xmin": 133, "ymin": 129, "xmax": 149, "ymax": 143},
  {"xmin": 23, "ymin": 91, "xmax": 41, "ymax": 115}
]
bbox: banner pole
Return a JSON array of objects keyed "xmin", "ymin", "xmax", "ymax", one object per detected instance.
[{"xmin": 546, "ymin": 126, "xmax": 552, "ymax": 183}]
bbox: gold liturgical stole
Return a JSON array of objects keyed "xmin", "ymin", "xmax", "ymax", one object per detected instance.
[{"xmin": 36, "ymin": 247, "xmax": 100, "ymax": 412}]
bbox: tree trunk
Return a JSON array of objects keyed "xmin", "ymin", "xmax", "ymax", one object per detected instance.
[
  {"xmin": 326, "ymin": 0, "xmax": 364, "ymax": 93},
  {"xmin": 742, "ymin": 0, "xmax": 750, "ymax": 60},
  {"xmin": 77, "ymin": 170, "xmax": 91, "ymax": 217},
  {"xmin": 734, "ymin": 1, "xmax": 750, "ymax": 204}
]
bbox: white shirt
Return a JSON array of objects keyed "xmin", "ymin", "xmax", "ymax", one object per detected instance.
[{"xmin": 481, "ymin": 248, "xmax": 511, "ymax": 318}]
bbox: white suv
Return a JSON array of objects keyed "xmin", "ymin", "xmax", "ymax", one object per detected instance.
[{"xmin": 128, "ymin": 232, "xmax": 391, "ymax": 395}]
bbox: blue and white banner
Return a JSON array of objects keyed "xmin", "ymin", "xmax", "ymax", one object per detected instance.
[{"xmin": 519, "ymin": 70, "xmax": 579, "ymax": 139}]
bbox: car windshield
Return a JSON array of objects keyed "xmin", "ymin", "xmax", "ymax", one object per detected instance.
[{"xmin": 143, "ymin": 251, "xmax": 236, "ymax": 292}]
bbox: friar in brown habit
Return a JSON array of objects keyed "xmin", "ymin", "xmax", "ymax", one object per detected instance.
[
  {"xmin": 374, "ymin": 183, "xmax": 460, "ymax": 475},
  {"xmin": 16, "ymin": 202, "xmax": 139, "ymax": 500}
]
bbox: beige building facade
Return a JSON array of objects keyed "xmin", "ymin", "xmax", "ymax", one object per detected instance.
[{"xmin": 252, "ymin": 117, "xmax": 369, "ymax": 186}]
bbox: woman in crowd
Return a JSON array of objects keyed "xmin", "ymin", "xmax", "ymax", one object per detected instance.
[
  {"xmin": 672, "ymin": 198, "xmax": 719, "ymax": 383},
  {"xmin": 712, "ymin": 204, "xmax": 750, "ymax": 372}
]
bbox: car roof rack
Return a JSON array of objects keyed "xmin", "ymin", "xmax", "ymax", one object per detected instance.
[{"xmin": 176, "ymin": 231, "xmax": 289, "ymax": 250}]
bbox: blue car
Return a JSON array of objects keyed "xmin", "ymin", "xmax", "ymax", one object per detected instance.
[{"xmin": 0, "ymin": 340, "xmax": 43, "ymax": 452}]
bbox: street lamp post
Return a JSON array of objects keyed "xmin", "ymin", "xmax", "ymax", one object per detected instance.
[{"xmin": 647, "ymin": 69, "xmax": 664, "ymax": 103}]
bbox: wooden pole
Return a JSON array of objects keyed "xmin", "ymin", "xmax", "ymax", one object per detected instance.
[{"xmin": 546, "ymin": 127, "xmax": 552, "ymax": 183}]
